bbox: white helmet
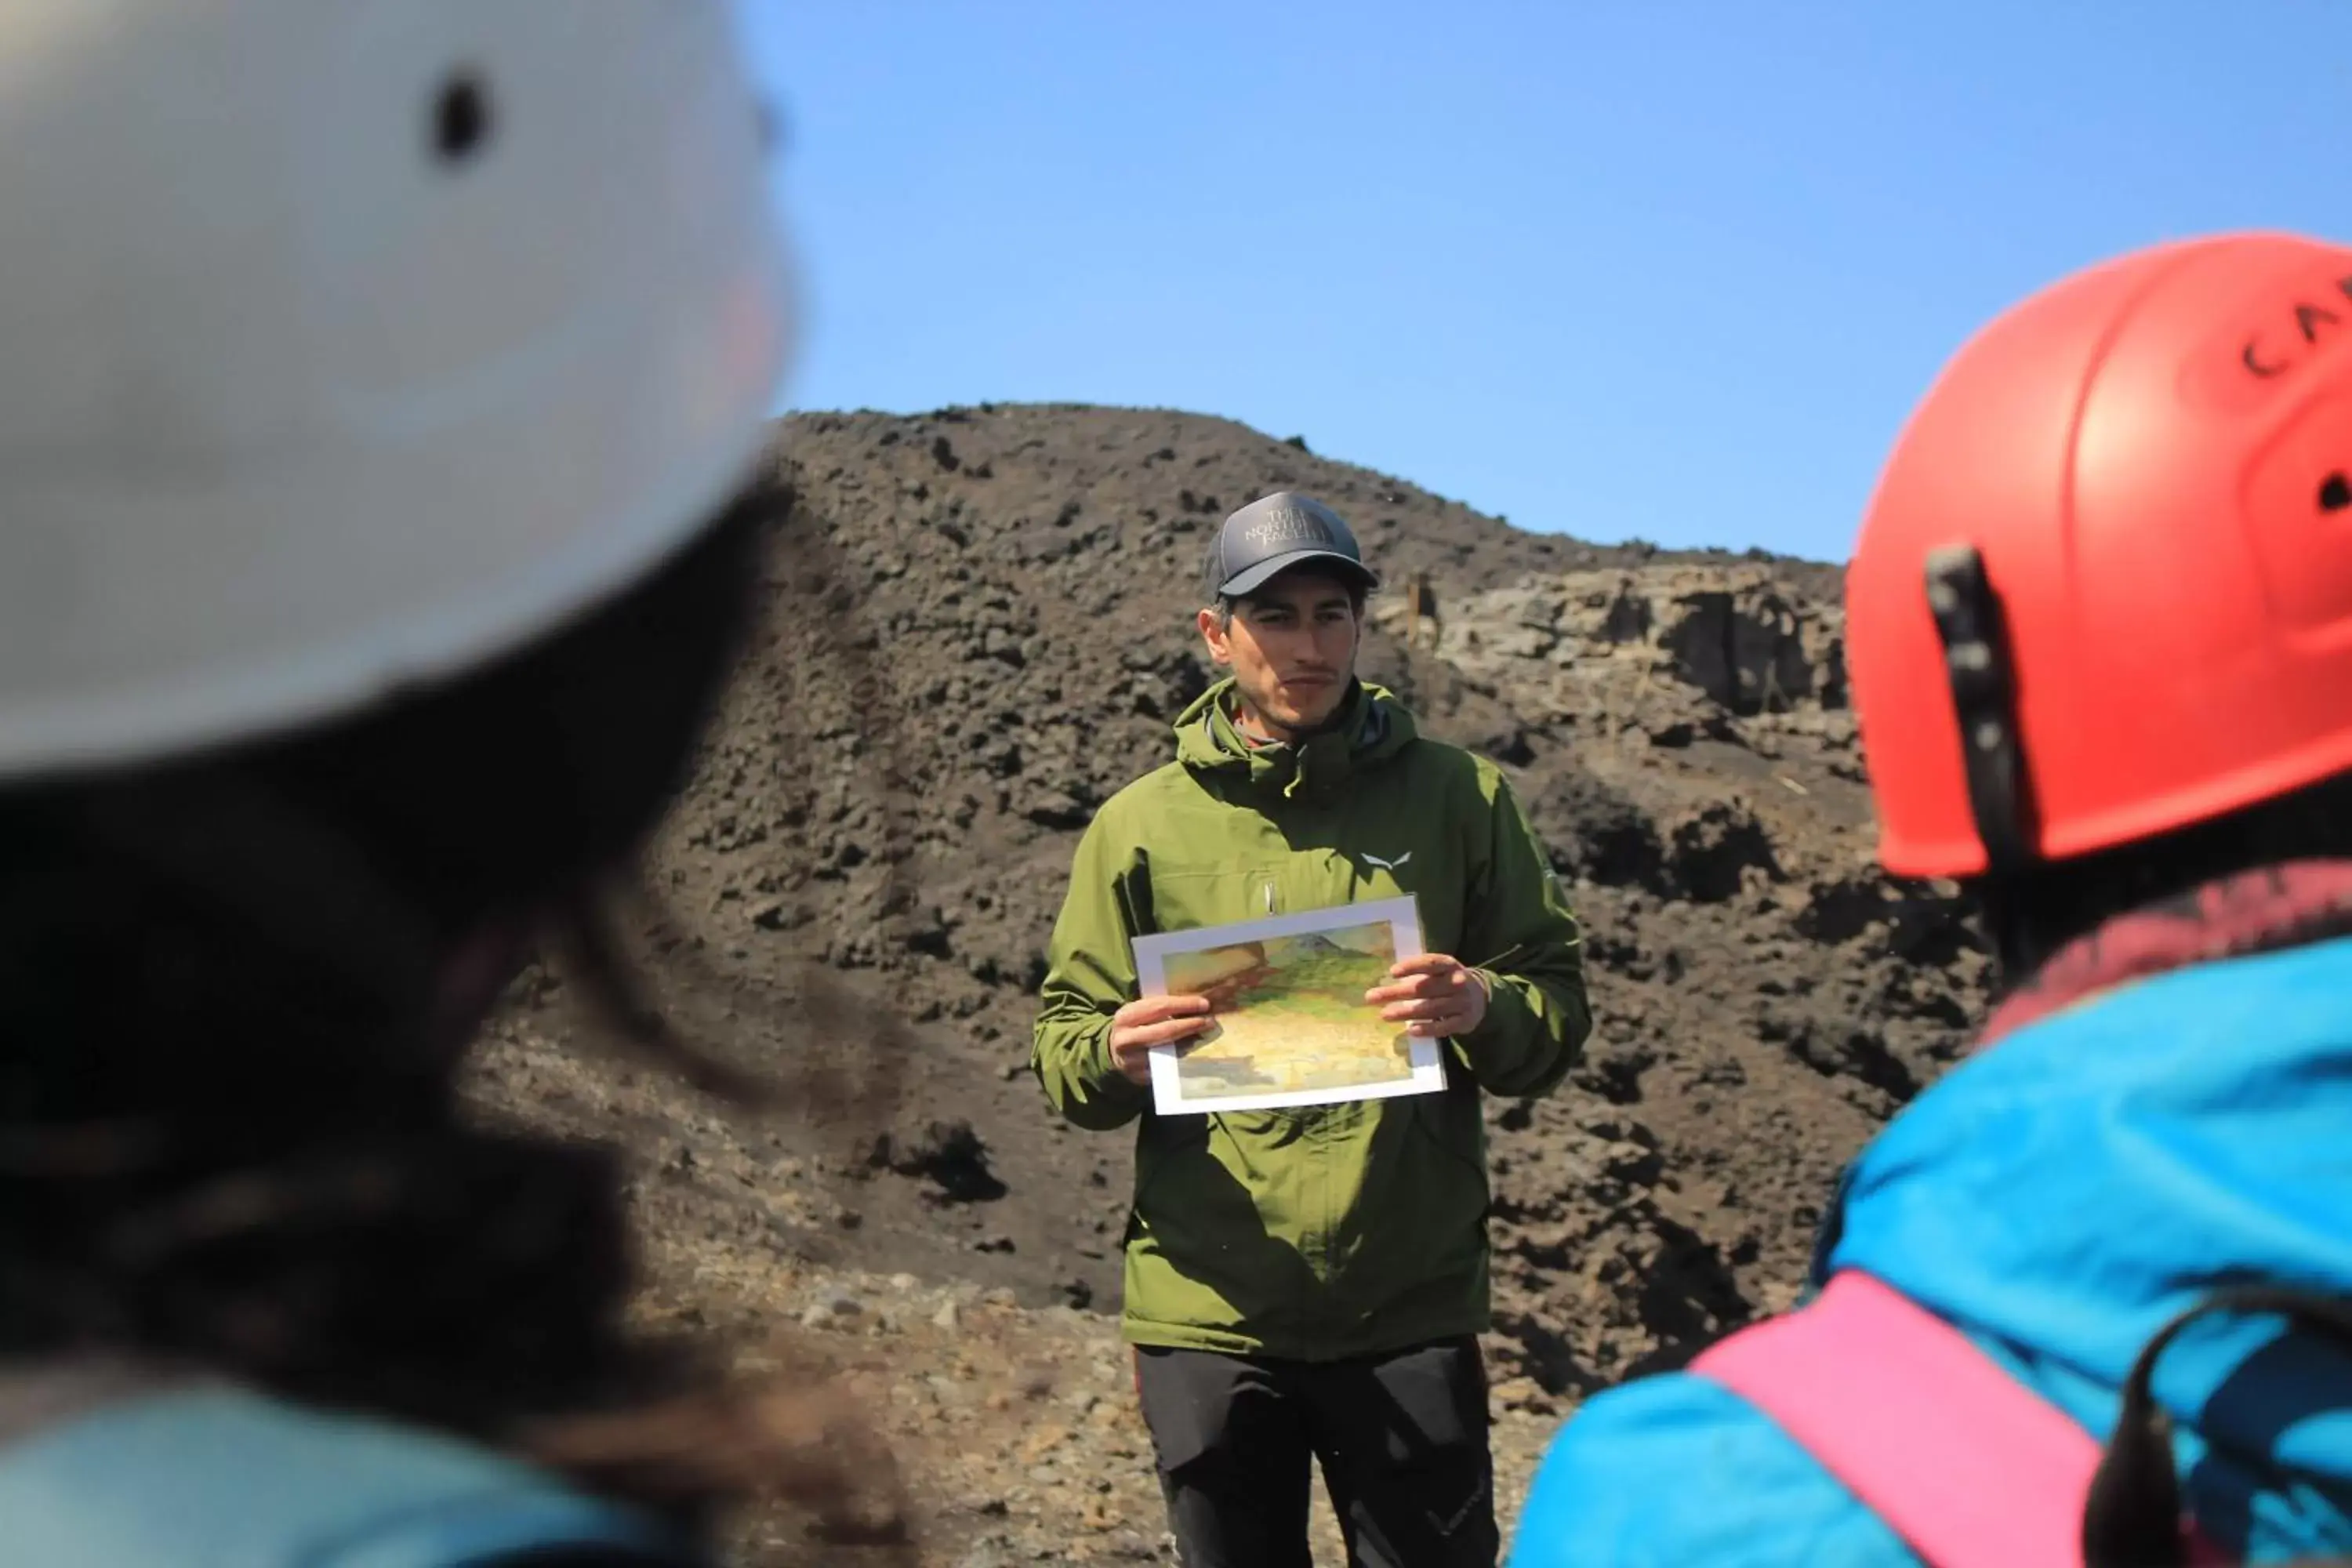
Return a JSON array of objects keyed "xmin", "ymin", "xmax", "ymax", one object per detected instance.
[{"xmin": 0, "ymin": 1, "xmax": 795, "ymax": 782}]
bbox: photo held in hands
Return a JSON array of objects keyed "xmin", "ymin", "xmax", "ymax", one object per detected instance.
[{"xmin": 1127, "ymin": 896, "xmax": 1454, "ymax": 1115}]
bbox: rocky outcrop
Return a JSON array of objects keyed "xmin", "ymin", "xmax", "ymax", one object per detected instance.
[{"xmin": 1384, "ymin": 564, "xmax": 1848, "ymax": 742}]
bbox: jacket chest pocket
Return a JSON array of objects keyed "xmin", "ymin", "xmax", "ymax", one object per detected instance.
[
  {"xmin": 1261, "ymin": 850, "xmax": 1462, "ymax": 951},
  {"xmin": 1226, "ymin": 858, "xmax": 1317, "ymax": 919},
  {"xmin": 1260, "ymin": 856, "xmax": 1365, "ymax": 920},
  {"xmin": 1144, "ymin": 865, "xmax": 1290, "ymax": 932}
]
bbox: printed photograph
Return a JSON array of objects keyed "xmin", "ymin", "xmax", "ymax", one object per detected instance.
[{"xmin": 1134, "ymin": 897, "xmax": 1446, "ymax": 1115}]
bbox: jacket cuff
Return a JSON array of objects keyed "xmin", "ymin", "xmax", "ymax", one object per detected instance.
[
  {"xmin": 1461, "ymin": 967, "xmax": 1526, "ymax": 1051},
  {"xmin": 1084, "ymin": 1020, "xmax": 1150, "ymax": 1106}
]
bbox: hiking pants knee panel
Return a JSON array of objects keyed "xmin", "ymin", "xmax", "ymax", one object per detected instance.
[
  {"xmin": 1311, "ymin": 1335, "xmax": 1498, "ymax": 1568},
  {"xmin": 1135, "ymin": 1345, "xmax": 1313, "ymax": 1568}
]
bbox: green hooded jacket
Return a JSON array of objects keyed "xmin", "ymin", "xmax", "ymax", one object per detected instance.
[{"xmin": 1032, "ymin": 677, "xmax": 1592, "ymax": 1362}]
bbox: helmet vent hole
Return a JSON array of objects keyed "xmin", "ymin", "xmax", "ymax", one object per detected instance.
[
  {"xmin": 2322, "ymin": 472, "xmax": 2352, "ymax": 514},
  {"xmin": 431, "ymin": 71, "xmax": 492, "ymax": 165}
]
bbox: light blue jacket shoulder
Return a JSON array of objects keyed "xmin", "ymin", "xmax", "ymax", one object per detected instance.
[
  {"xmin": 0, "ymin": 1383, "xmax": 694, "ymax": 1567},
  {"xmin": 1508, "ymin": 935, "xmax": 2352, "ymax": 1566}
]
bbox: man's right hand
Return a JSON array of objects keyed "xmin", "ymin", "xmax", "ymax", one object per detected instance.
[{"xmin": 1107, "ymin": 994, "xmax": 1214, "ymax": 1086}]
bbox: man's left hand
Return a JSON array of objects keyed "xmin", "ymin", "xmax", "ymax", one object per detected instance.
[{"xmin": 1365, "ymin": 953, "xmax": 1489, "ymax": 1038}]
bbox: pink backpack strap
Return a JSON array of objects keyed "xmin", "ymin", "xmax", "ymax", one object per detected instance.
[{"xmin": 1690, "ymin": 1269, "xmax": 2225, "ymax": 1568}]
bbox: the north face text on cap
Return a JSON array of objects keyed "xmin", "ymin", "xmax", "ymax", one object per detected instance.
[{"xmin": 1240, "ymin": 505, "xmax": 1333, "ymax": 551}]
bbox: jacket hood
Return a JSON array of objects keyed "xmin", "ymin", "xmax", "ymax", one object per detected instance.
[{"xmin": 1171, "ymin": 676, "xmax": 1417, "ymax": 800}]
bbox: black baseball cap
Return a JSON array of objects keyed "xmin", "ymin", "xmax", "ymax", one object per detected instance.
[{"xmin": 1202, "ymin": 492, "xmax": 1381, "ymax": 601}]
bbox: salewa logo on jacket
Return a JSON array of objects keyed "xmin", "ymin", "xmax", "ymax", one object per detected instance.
[{"xmin": 1361, "ymin": 851, "xmax": 1413, "ymax": 873}]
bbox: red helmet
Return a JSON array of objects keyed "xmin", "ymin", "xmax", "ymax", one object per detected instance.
[{"xmin": 1848, "ymin": 232, "xmax": 2352, "ymax": 879}]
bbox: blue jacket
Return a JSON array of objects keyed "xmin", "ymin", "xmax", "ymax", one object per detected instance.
[
  {"xmin": 0, "ymin": 1383, "xmax": 695, "ymax": 1566},
  {"xmin": 1509, "ymin": 933, "xmax": 2352, "ymax": 1566}
]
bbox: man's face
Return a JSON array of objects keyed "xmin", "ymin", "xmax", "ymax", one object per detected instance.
[{"xmin": 1197, "ymin": 569, "xmax": 1362, "ymax": 735}]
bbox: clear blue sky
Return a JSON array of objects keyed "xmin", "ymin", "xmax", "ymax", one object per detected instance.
[{"xmin": 736, "ymin": 2, "xmax": 2352, "ymax": 562}]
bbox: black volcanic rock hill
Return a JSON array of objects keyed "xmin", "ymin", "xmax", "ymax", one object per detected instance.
[{"xmin": 464, "ymin": 403, "xmax": 1991, "ymax": 1562}]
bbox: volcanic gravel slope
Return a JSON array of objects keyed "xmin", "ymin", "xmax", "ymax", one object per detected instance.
[{"xmin": 463, "ymin": 402, "xmax": 1992, "ymax": 1563}]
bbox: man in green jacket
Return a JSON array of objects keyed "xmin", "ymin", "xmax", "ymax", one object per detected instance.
[{"xmin": 1033, "ymin": 492, "xmax": 1593, "ymax": 1568}]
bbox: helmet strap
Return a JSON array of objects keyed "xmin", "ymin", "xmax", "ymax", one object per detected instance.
[
  {"xmin": 1923, "ymin": 545, "xmax": 2042, "ymax": 978},
  {"xmin": 1924, "ymin": 544, "xmax": 2035, "ymax": 877}
]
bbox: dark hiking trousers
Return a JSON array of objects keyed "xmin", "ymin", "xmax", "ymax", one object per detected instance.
[{"xmin": 1133, "ymin": 1334, "xmax": 1497, "ymax": 1568}]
